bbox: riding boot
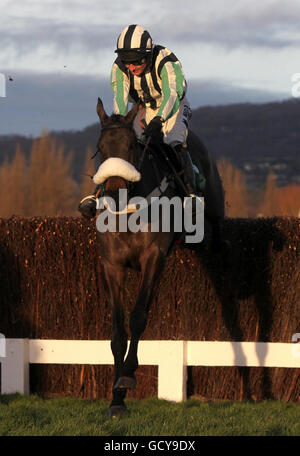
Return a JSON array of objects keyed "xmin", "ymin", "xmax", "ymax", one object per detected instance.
[
  {"xmin": 78, "ymin": 184, "xmax": 101, "ymax": 219},
  {"xmin": 172, "ymin": 144, "xmax": 205, "ymax": 228},
  {"xmin": 173, "ymin": 144, "xmax": 202, "ymax": 197}
]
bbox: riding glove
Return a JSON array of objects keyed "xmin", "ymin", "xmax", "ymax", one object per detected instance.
[{"xmin": 144, "ymin": 116, "xmax": 163, "ymax": 143}]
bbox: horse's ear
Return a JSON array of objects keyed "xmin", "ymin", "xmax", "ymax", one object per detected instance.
[
  {"xmin": 124, "ymin": 103, "xmax": 139, "ymax": 125},
  {"xmin": 96, "ymin": 97, "xmax": 109, "ymax": 125}
]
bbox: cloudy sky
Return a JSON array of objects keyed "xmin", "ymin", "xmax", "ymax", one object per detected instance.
[{"xmin": 0, "ymin": 0, "xmax": 299, "ymax": 136}]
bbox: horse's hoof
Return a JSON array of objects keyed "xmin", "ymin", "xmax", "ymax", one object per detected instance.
[
  {"xmin": 108, "ymin": 405, "xmax": 128, "ymax": 418},
  {"xmin": 114, "ymin": 376, "xmax": 137, "ymax": 391}
]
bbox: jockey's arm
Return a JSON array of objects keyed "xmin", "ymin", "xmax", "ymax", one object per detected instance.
[
  {"xmin": 110, "ymin": 63, "xmax": 130, "ymax": 115},
  {"xmin": 157, "ymin": 61, "xmax": 185, "ymax": 122}
]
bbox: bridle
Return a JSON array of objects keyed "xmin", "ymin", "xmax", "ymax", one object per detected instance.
[
  {"xmin": 92, "ymin": 123, "xmax": 170, "ymax": 214},
  {"xmin": 96, "ymin": 121, "xmax": 150, "ymax": 173},
  {"xmin": 91, "ymin": 122, "xmax": 135, "ymax": 158}
]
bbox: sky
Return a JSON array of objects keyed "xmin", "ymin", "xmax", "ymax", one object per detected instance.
[{"xmin": 0, "ymin": 0, "xmax": 299, "ymax": 136}]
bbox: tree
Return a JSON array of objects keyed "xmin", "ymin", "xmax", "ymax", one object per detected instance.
[
  {"xmin": 0, "ymin": 145, "xmax": 28, "ymax": 217},
  {"xmin": 79, "ymin": 147, "xmax": 97, "ymax": 201},
  {"xmin": 0, "ymin": 156, "xmax": 13, "ymax": 217},
  {"xmin": 217, "ymin": 158, "xmax": 249, "ymax": 217},
  {"xmin": 277, "ymin": 184, "xmax": 300, "ymax": 216},
  {"xmin": 258, "ymin": 172, "xmax": 277, "ymax": 217},
  {"xmin": 27, "ymin": 132, "xmax": 79, "ymax": 216}
]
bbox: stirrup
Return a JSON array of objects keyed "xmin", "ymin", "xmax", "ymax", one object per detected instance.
[{"xmin": 183, "ymin": 194, "xmax": 205, "ymax": 210}]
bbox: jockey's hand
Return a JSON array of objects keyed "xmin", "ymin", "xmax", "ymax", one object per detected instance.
[{"xmin": 144, "ymin": 116, "xmax": 163, "ymax": 144}]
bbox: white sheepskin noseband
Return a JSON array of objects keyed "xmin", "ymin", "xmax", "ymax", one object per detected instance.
[{"xmin": 93, "ymin": 158, "xmax": 141, "ymax": 185}]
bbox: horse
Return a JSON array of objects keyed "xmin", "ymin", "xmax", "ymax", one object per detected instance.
[{"xmin": 92, "ymin": 97, "xmax": 225, "ymax": 416}]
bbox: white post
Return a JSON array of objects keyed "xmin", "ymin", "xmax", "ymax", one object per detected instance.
[
  {"xmin": 1, "ymin": 339, "xmax": 30, "ymax": 394},
  {"xmin": 157, "ymin": 341, "xmax": 187, "ymax": 402}
]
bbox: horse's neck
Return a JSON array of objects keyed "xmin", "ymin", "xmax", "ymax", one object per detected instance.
[{"xmin": 133, "ymin": 145, "xmax": 168, "ymax": 198}]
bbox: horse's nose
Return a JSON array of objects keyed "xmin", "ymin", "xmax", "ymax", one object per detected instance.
[{"xmin": 105, "ymin": 176, "xmax": 127, "ymax": 192}]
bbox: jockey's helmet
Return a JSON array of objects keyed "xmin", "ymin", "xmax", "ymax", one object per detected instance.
[{"xmin": 115, "ymin": 25, "xmax": 154, "ymax": 66}]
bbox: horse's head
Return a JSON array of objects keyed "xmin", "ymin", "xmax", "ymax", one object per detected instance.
[
  {"xmin": 94, "ymin": 98, "xmax": 141, "ymax": 183},
  {"xmin": 96, "ymin": 97, "xmax": 140, "ymax": 162},
  {"xmin": 93, "ymin": 98, "xmax": 141, "ymax": 206}
]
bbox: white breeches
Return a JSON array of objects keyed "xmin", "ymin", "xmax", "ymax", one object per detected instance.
[{"xmin": 133, "ymin": 97, "xmax": 192, "ymax": 147}]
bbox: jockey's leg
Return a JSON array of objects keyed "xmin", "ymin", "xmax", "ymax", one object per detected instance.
[{"xmin": 163, "ymin": 98, "xmax": 204, "ymax": 198}]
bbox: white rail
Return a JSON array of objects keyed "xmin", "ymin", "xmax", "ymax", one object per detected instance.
[{"xmin": 0, "ymin": 339, "xmax": 299, "ymax": 402}]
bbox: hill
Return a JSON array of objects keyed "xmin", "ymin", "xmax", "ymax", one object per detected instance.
[
  {"xmin": 0, "ymin": 98, "xmax": 299, "ymax": 188},
  {"xmin": 189, "ymin": 98, "xmax": 300, "ymax": 187}
]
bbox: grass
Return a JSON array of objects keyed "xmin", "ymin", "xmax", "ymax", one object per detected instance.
[{"xmin": 0, "ymin": 394, "xmax": 299, "ymax": 436}]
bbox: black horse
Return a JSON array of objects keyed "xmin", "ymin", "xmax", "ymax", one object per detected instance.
[{"xmin": 93, "ymin": 98, "xmax": 225, "ymax": 416}]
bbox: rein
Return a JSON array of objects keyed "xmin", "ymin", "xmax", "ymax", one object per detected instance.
[{"xmin": 137, "ymin": 136, "xmax": 151, "ymax": 172}]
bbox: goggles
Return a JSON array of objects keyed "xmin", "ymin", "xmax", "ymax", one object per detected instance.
[
  {"xmin": 123, "ymin": 56, "xmax": 147, "ymax": 66},
  {"xmin": 118, "ymin": 50, "xmax": 148, "ymax": 66}
]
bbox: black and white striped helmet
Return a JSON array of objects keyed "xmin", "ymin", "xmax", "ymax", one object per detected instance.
[{"xmin": 115, "ymin": 25, "xmax": 154, "ymax": 60}]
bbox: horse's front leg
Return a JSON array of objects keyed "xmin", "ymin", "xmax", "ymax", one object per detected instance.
[
  {"xmin": 101, "ymin": 260, "xmax": 128, "ymax": 416},
  {"xmin": 114, "ymin": 244, "xmax": 164, "ymax": 390}
]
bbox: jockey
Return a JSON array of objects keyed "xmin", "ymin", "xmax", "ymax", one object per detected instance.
[{"xmin": 79, "ymin": 24, "xmax": 201, "ymax": 218}]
